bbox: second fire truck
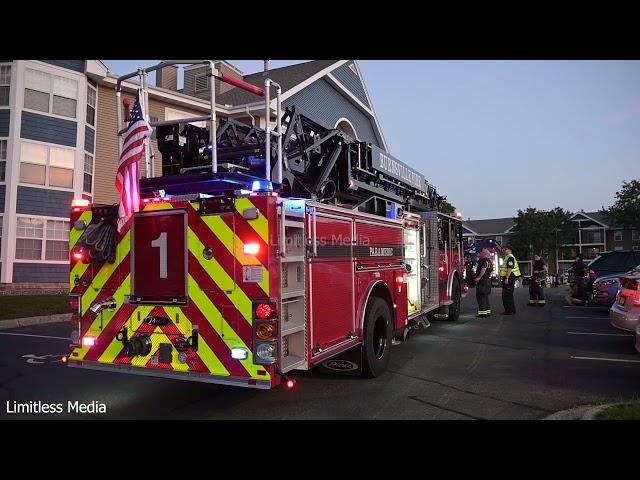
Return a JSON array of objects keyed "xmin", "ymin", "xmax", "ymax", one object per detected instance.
[{"xmin": 66, "ymin": 61, "xmax": 465, "ymax": 389}]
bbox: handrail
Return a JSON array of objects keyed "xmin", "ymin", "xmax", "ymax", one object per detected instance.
[{"xmin": 115, "ymin": 60, "xmax": 279, "ymax": 184}]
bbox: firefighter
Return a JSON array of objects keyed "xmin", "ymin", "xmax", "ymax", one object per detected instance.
[
  {"xmin": 528, "ymin": 253, "xmax": 548, "ymax": 307},
  {"xmin": 499, "ymin": 247, "xmax": 521, "ymax": 315},
  {"xmin": 475, "ymin": 249, "xmax": 492, "ymax": 317}
]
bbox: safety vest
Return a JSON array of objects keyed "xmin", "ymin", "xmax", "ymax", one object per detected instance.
[{"xmin": 499, "ymin": 254, "xmax": 521, "ymax": 277}]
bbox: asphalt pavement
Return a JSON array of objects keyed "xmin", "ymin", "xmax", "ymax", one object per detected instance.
[{"xmin": 1, "ymin": 286, "xmax": 639, "ymax": 419}]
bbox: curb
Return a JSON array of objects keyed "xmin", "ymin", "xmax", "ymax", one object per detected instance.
[
  {"xmin": 542, "ymin": 405, "xmax": 597, "ymax": 420},
  {"xmin": 0, "ymin": 313, "xmax": 71, "ymax": 330},
  {"xmin": 543, "ymin": 402, "xmax": 628, "ymax": 420}
]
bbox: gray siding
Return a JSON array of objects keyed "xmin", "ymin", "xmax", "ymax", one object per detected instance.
[
  {"xmin": 0, "ymin": 109, "xmax": 9, "ymax": 137},
  {"xmin": 0, "ymin": 185, "xmax": 5, "ymax": 213},
  {"xmin": 21, "ymin": 111, "xmax": 77, "ymax": 147},
  {"xmin": 16, "ymin": 186, "xmax": 73, "ymax": 217},
  {"xmin": 13, "ymin": 263, "xmax": 69, "ymax": 283},
  {"xmin": 42, "ymin": 60, "xmax": 85, "ymax": 73},
  {"xmin": 85, "ymin": 126, "xmax": 94, "ymax": 153},
  {"xmin": 332, "ymin": 62, "xmax": 370, "ymax": 108},
  {"xmin": 284, "ymin": 78, "xmax": 379, "ymax": 146}
]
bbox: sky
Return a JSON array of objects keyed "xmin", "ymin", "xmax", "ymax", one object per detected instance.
[{"xmin": 104, "ymin": 60, "xmax": 640, "ymax": 220}]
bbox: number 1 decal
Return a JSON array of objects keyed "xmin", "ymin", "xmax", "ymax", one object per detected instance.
[{"xmin": 151, "ymin": 231, "xmax": 168, "ymax": 279}]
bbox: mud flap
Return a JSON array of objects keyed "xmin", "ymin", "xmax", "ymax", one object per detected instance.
[{"xmin": 317, "ymin": 345, "xmax": 363, "ymax": 377}]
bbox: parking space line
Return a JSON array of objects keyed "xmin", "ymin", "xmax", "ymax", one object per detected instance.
[
  {"xmin": 0, "ymin": 332, "xmax": 70, "ymax": 341},
  {"xmin": 565, "ymin": 316, "xmax": 609, "ymax": 320},
  {"xmin": 562, "ymin": 306, "xmax": 606, "ymax": 309},
  {"xmin": 567, "ymin": 331, "xmax": 633, "ymax": 337},
  {"xmin": 571, "ymin": 356, "xmax": 640, "ymax": 364}
]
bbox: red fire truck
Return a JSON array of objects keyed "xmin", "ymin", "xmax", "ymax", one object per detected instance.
[{"xmin": 65, "ymin": 61, "xmax": 465, "ymax": 389}]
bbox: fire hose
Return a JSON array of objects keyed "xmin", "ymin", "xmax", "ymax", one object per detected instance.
[{"xmin": 76, "ymin": 217, "xmax": 117, "ymax": 264}]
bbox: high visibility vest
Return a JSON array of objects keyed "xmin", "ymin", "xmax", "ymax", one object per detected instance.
[{"xmin": 499, "ymin": 254, "xmax": 521, "ymax": 277}]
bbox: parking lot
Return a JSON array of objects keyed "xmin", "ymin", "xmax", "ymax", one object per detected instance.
[{"xmin": 1, "ymin": 286, "xmax": 639, "ymax": 420}]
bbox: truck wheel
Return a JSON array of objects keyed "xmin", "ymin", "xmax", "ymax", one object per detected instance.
[
  {"xmin": 448, "ymin": 278, "xmax": 461, "ymax": 321},
  {"xmin": 362, "ymin": 297, "xmax": 393, "ymax": 378}
]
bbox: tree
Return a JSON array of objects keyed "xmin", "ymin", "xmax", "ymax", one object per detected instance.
[
  {"xmin": 509, "ymin": 207, "xmax": 575, "ymax": 261},
  {"xmin": 440, "ymin": 199, "xmax": 456, "ymax": 215},
  {"xmin": 600, "ymin": 179, "xmax": 640, "ymax": 230}
]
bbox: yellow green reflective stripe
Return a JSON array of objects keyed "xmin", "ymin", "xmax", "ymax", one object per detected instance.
[
  {"xmin": 235, "ymin": 197, "xmax": 269, "ymax": 243},
  {"xmin": 69, "ymin": 211, "xmax": 93, "ymax": 250},
  {"xmin": 80, "ymin": 230, "xmax": 131, "ymax": 315},
  {"xmin": 201, "ymin": 215, "xmax": 270, "ymax": 295},
  {"xmin": 187, "ymin": 230, "xmax": 252, "ymax": 324},
  {"xmin": 188, "ymin": 274, "xmax": 269, "ymax": 380},
  {"xmin": 97, "ymin": 304, "xmax": 153, "ymax": 364}
]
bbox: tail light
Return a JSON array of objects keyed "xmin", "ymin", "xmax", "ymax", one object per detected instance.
[
  {"xmin": 71, "ymin": 246, "xmax": 86, "ymax": 262},
  {"xmin": 589, "ymin": 270, "xmax": 597, "ymax": 281},
  {"xmin": 253, "ymin": 299, "xmax": 278, "ymax": 365},
  {"xmin": 255, "ymin": 301, "xmax": 277, "ymax": 320},
  {"xmin": 256, "ymin": 322, "xmax": 277, "ymax": 340},
  {"xmin": 243, "ymin": 242, "xmax": 260, "ymax": 255},
  {"xmin": 72, "ymin": 198, "xmax": 89, "ymax": 208}
]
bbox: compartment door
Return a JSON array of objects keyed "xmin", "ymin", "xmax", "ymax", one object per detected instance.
[{"xmin": 131, "ymin": 210, "xmax": 187, "ymax": 304}]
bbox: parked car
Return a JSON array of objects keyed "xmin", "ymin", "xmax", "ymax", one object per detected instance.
[
  {"xmin": 594, "ymin": 275, "xmax": 622, "ymax": 308},
  {"xmin": 610, "ymin": 271, "xmax": 640, "ymax": 333},
  {"xmin": 587, "ymin": 251, "xmax": 640, "ymax": 287},
  {"xmin": 569, "ymin": 251, "xmax": 640, "ymax": 300},
  {"xmin": 594, "ymin": 265, "xmax": 640, "ymax": 308}
]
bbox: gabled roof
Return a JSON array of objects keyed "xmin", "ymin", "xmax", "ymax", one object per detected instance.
[
  {"xmin": 571, "ymin": 211, "xmax": 610, "ymax": 228},
  {"xmin": 216, "ymin": 60, "xmax": 339, "ymax": 107},
  {"xmin": 462, "ymin": 218, "xmax": 516, "ymax": 235}
]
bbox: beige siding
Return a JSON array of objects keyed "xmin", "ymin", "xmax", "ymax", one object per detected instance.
[
  {"xmin": 93, "ymin": 85, "xmax": 207, "ymax": 205},
  {"xmin": 184, "ymin": 62, "xmax": 244, "ymax": 99},
  {"xmin": 156, "ymin": 65, "xmax": 178, "ymax": 91}
]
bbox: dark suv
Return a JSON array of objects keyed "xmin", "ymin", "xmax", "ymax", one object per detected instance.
[{"xmin": 587, "ymin": 251, "xmax": 640, "ymax": 283}]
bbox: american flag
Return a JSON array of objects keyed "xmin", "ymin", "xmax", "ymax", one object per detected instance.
[{"xmin": 116, "ymin": 91, "xmax": 153, "ymax": 232}]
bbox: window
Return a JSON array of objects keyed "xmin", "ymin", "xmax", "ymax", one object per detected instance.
[
  {"xmin": 15, "ymin": 217, "xmax": 69, "ymax": 261},
  {"xmin": 150, "ymin": 115, "xmax": 159, "ymax": 140},
  {"xmin": 194, "ymin": 73, "xmax": 209, "ymax": 93},
  {"xmin": 634, "ymin": 245, "xmax": 640, "ymax": 251},
  {"xmin": 83, "ymin": 153, "xmax": 93, "ymax": 193},
  {"xmin": 86, "ymin": 85, "xmax": 96, "ymax": 126},
  {"xmin": 614, "ymin": 230, "xmax": 623, "ymax": 242},
  {"xmin": 24, "ymin": 68, "xmax": 78, "ymax": 119},
  {"xmin": 633, "ymin": 231, "xmax": 640, "ymax": 241},
  {"xmin": 0, "ymin": 139, "xmax": 6, "ymax": 182},
  {"xmin": 45, "ymin": 220, "xmax": 69, "ymax": 260},
  {"xmin": 16, "ymin": 217, "xmax": 44, "ymax": 260},
  {"xmin": 0, "ymin": 64, "xmax": 10, "ymax": 106},
  {"xmin": 614, "ymin": 246, "xmax": 623, "ymax": 251},
  {"xmin": 582, "ymin": 230, "xmax": 602, "ymax": 244},
  {"xmin": 20, "ymin": 141, "xmax": 75, "ymax": 189}
]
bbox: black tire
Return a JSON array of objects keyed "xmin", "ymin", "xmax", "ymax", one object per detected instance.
[
  {"xmin": 448, "ymin": 278, "xmax": 461, "ymax": 322},
  {"xmin": 362, "ymin": 297, "xmax": 393, "ymax": 378}
]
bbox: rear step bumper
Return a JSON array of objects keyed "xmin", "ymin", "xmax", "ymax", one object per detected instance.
[{"xmin": 68, "ymin": 361, "xmax": 272, "ymax": 389}]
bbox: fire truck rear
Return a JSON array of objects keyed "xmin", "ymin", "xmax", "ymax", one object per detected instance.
[{"xmin": 66, "ymin": 61, "xmax": 465, "ymax": 389}]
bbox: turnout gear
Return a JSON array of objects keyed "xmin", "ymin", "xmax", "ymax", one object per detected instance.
[
  {"xmin": 528, "ymin": 258, "xmax": 547, "ymax": 306},
  {"xmin": 475, "ymin": 256, "xmax": 492, "ymax": 317},
  {"xmin": 499, "ymin": 254, "xmax": 521, "ymax": 277},
  {"xmin": 500, "ymin": 251, "xmax": 521, "ymax": 315}
]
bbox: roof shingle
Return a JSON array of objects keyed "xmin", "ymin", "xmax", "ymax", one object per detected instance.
[{"xmin": 216, "ymin": 60, "xmax": 339, "ymax": 106}]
